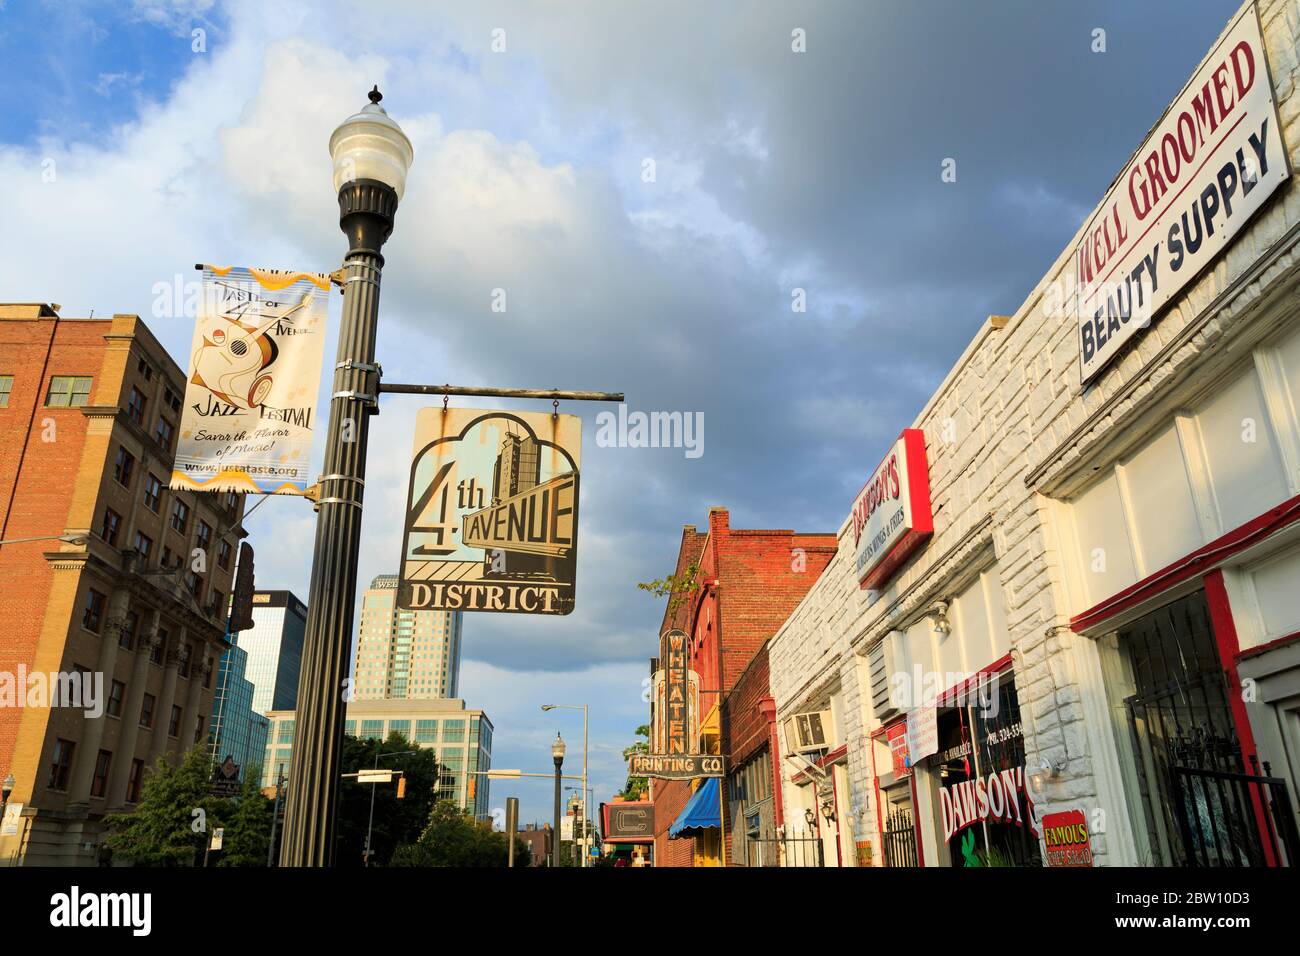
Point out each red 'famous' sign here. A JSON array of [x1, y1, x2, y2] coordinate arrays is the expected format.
[[1041, 809, 1093, 868]]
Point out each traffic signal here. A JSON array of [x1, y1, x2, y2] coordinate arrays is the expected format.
[[467, 776, 477, 799], [396, 776, 407, 799]]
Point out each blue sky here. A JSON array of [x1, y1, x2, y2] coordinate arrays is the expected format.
[[0, 0, 1246, 826]]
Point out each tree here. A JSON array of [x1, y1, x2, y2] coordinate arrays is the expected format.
[[217, 768, 273, 867], [621, 724, 651, 799], [637, 562, 700, 614], [105, 744, 228, 866], [389, 800, 529, 867], [336, 732, 440, 867]]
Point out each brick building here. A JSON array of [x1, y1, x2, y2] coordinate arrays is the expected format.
[[648, 509, 834, 866], [0, 304, 244, 865], [769, 0, 1300, 869]]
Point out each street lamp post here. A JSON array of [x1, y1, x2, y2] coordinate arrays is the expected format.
[[363, 748, 418, 867], [280, 87, 413, 867], [542, 703, 588, 866], [551, 733, 566, 868]]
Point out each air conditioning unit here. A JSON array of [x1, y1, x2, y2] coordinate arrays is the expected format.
[[785, 709, 832, 754]]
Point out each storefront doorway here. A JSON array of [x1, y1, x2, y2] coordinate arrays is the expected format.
[[1114, 590, 1299, 866]]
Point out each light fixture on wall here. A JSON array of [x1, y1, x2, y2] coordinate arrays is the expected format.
[[804, 807, 817, 828], [820, 799, 836, 823], [1029, 755, 1067, 793], [929, 599, 952, 637]]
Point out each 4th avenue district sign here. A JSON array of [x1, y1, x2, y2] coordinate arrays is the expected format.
[[398, 407, 581, 615]]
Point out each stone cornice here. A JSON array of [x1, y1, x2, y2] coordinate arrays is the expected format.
[[852, 512, 996, 654]]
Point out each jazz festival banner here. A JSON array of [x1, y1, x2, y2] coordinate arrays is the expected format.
[[171, 265, 329, 496]]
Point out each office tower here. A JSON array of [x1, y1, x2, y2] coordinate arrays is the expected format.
[[0, 304, 244, 865], [263, 698, 493, 819], [238, 590, 307, 714], [353, 574, 462, 700]]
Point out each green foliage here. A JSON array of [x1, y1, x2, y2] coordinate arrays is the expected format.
[[636, 562, 700, 613], [336, 732, 441, 867], [105, 745, 229, 867], [389, 800, 527, 867], [216, 768, 273, 867], [621, 723, 651, 800]]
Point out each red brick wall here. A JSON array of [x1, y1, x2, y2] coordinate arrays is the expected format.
[[648, 509, 836, 865], [0, 315, 109, 772], [724, 643, 770, 768]]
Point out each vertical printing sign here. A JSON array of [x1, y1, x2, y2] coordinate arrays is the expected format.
[[398, 407, 581, 615], [171, 266, 329, 495]]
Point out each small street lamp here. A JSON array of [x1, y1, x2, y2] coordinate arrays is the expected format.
[[1, 772, 15, 822], [551, 733, 566, 868], [542, 703, 588, 866]]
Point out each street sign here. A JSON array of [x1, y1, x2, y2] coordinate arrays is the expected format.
[[487, 769, 522, 779], [628, 753, 725, 780], [210, 755, 242, 797], [356, 770, 395, 784], [398, 407, 581, 615], [602, 802, 654, 843]]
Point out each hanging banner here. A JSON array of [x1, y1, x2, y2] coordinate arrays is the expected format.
[[171, 265, 329, 495], [398, 407, 581, 614], [1076, 5, 1289, 382]]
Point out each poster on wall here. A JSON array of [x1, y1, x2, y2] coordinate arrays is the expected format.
[[1075, 4, 1290, 382], [850, 428, 933, 591], [171, 265, 329, 496], [398, 407, 581, 615]]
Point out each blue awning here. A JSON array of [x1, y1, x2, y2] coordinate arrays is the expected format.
[[668, 778, 721, 838]]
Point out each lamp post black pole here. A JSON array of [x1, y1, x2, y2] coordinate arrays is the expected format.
[[279, 171, 399, 866], [552, 753, 563, 868]]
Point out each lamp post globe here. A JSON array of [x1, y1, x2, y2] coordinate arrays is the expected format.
[[278, 87, 413, 867]]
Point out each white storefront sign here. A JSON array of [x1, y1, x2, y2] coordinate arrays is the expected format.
[[850, 428, 933, 590], [1076, 5, 1289, 382]]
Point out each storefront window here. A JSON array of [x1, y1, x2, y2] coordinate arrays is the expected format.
[[930, 675, 1041, 867]]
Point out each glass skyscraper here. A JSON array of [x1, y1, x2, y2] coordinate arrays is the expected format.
[[207, 641, 270, 782], [239, 590, 307, 714]]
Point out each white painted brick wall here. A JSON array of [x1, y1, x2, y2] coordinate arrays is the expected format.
[[769, 0, 1300, 867]]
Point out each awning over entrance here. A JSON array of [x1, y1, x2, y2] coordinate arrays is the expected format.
[[668, 778, 721, 838]]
